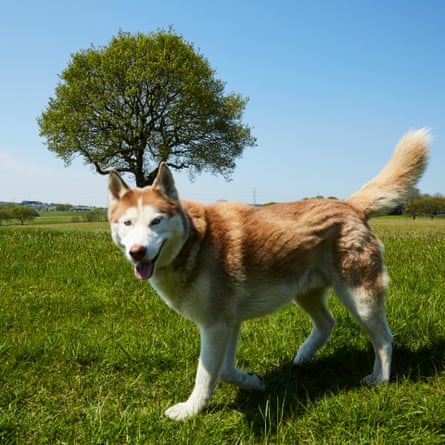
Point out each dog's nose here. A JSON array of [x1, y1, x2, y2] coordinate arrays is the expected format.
[[129, 245, 147, 261]]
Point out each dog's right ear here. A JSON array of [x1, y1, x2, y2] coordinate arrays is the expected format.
[[108, 170, 130, 207]]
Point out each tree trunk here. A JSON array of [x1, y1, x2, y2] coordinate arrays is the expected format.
[[134, 167, 159, 187], [145, 168, 159, 186]]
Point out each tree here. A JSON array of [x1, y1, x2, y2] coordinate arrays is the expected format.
[[405, 187, 422, 219], [56, 204, 73, 211], [38, 30, 256, 186], [0, 208, 11, 225], [404, 190, 445, 218], [9, 206, 39, 225]]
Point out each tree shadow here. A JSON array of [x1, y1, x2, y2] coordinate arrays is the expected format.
[[223, 339, 445, 439]]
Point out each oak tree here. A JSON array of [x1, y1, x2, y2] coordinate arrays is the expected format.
[[38, 30, 256, 186]]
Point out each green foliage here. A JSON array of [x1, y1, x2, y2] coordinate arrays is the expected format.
[[55, 204, 73, 211], [0, 220, 444, 443], [38, 30, 256, 186], [405, 195, 445, 217], [404, 189, 445, 217], [0, 208, 11, 225], [7, 206, 39, 225], [69, 208, 107, 223], [84, 208, 107, 222]]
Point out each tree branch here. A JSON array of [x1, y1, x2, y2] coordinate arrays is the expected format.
[[93, 162, 112, 176]]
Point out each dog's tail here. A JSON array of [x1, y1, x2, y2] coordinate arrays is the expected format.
[[347, 129, 431, 219]]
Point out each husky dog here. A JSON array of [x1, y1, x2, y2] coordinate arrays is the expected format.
[[108, 129, 430, 420]]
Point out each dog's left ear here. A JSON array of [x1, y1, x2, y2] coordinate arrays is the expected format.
[[152, 162, 179, 201]]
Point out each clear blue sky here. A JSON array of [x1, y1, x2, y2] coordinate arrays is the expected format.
[[1, 0, 444, 206]]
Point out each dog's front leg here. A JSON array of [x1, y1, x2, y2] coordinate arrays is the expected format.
[[165, 324, 229, 421]]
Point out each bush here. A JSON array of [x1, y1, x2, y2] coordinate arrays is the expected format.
[[84, 208, 107, 222]]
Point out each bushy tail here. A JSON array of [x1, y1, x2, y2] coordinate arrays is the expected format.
[[347, 129, 431, 219]]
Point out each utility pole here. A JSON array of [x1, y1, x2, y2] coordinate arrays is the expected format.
[[253, 187, 256, 206]]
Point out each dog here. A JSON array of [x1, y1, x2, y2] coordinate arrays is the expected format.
[[108, 129, 430, 420]]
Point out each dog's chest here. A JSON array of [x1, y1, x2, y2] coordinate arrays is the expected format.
[[149, 268, 210, 324]]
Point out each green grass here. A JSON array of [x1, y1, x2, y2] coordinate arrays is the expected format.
[[2, 210, 107, 228], [0, 218, 444, 444]]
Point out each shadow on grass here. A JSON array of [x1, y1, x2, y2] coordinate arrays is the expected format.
[[392, 338, 445, 381], [225, 339, 445, 439]]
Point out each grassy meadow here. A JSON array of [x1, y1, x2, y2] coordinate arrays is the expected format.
[[0, 217, 444, 444]]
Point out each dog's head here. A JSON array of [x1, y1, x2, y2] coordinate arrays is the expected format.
[[108, 163, 187, 280]]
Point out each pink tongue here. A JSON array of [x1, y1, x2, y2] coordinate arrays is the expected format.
[[134, 261, 154, 280]]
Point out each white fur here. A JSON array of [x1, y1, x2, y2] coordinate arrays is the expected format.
[[111, 202, 185, 270]]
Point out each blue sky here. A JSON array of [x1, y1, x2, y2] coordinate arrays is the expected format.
[[1, 0, 444, 206]]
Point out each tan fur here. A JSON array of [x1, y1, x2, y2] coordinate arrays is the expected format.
[[347, 129, 430, 217], [108, 129, 431, 420]]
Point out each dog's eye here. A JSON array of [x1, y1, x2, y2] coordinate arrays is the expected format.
[[150, 216, 163, 226], [123, 220, 132, 226]]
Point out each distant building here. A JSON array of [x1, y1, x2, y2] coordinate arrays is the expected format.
[[69, 205, 94, 212], [20, 201, 45, 210], [17, 201, 94, 212]]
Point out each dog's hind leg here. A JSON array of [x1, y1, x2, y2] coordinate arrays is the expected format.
[[293, 288, 335, 365], [332, 280, 393, 384], [220, 323, 266, 391]]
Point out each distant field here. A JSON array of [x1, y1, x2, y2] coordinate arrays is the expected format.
[[33, 211, 84, 225], [371, 215, 445, 232], [3, 210, 109, 231], [0, 210, 89, 226], [0, 218, 444, 443]]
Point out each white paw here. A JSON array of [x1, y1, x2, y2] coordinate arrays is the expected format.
[[245, 372, 266, 391], [165, 402, 198, 421], [293, 348, 314, 365], [361, 373, 388, 385]]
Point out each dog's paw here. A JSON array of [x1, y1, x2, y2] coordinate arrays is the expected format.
[[293, 348, 314, 365], [245, 372, 266, 391], [165, 402, 197, 421], [361, 373, 389, 385]]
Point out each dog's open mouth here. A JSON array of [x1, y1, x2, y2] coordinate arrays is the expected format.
[[133, 243, 164, 280], [134, 261, 155, 280]]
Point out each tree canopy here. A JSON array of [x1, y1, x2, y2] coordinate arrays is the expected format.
[[38, 30, 256, 186], [405, 190, 445, 218], [8, 206, 39, 225]]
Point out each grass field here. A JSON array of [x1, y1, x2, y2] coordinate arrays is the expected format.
[[0, 217, 444, 444], [1, 210, 107, 229]]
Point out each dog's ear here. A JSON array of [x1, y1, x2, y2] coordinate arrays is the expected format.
[[108, 170, 130, 207], [152, 162, 179, 201]]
